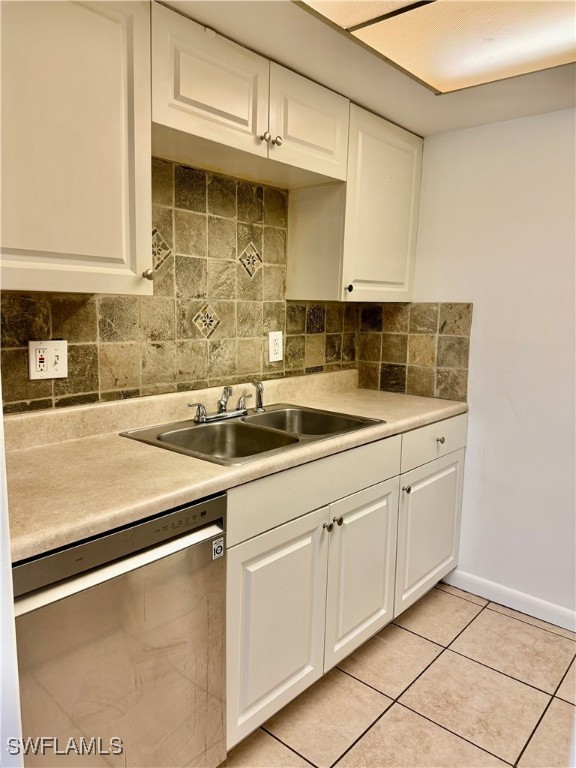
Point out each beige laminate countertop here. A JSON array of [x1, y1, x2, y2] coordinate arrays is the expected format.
[[4, 371, 467, 562]]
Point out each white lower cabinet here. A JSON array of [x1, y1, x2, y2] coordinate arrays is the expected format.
[[394, 449, 465, 616], [324, 479, 399, 670], [227, 506, 328, 749], [226, 416, 467, 750], [227, 477, 399, 748], [394, 414, 467, 616]]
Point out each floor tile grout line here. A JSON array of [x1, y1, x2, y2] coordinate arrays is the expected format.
[[551, 650, 576, 697], [328, 698, 396, 768], [396, 701, 515, 766], [337, 655, 514, 764], [446, 602, 490, 648], [485, 604, 576, 641], [340, 606, 573, 767], [390, 620, 446, 644], [446, 648, 561, 697], [435, 582, 490, 608], [252, 594, 571, 768], [260, 726, 319, 768], [514, 649, 576, 766], [512, 695, 557, 766]]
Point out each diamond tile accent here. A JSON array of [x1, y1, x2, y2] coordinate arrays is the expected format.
[[239, 242, 263, 278], [193, 303, 221, 338], [151, 227, 172, 270]]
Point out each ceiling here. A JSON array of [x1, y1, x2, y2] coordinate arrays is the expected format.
[[164, 0, 576, 136], [301, 0, 576, 94]]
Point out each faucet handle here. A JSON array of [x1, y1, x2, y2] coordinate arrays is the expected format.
[[236, 394, 253, 410], [188, 402, 207, 423]]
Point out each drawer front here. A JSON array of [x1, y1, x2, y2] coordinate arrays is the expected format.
[[228, 436, 401, 547], [401, 414, 467, 473]]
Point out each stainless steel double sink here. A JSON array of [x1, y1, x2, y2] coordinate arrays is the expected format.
[[121, 404, 383, 466]]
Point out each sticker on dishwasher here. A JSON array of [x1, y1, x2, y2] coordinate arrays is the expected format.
[[212, 537, 224, 560]]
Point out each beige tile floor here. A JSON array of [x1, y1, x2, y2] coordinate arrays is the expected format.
[[225, 584, 576, 768]]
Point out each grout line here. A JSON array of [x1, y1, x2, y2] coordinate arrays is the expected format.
[[514, 650, 576, 767], [485, 604, 576, 641], [446, 602, 490, 646], [396, 702, 515, 766], [389, 620, 451, 645], [446, 648, 558, 697], [328, 698, 395, 768], [434, 582, 490, 607], [260, 727, 318, 768]]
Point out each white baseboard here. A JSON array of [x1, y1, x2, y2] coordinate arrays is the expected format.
[[443, 569, 576, 632]]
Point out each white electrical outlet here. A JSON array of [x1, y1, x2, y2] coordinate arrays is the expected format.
[[268, 331, 283, 363], [28, 340, 68, 380]]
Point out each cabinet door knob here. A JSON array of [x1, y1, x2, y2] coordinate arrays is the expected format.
[[271, 135, 283, 146], [345, 284, 354, 293], [260, 131, 271, 143], [402, 485, 412, 494], [323, 521, 334, 533], [333, 516, 344, 526], [142, 268, 154, 280], [436, 436, 446, 444]]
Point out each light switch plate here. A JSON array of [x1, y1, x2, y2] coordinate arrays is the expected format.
[[28, 340, 68, 380]]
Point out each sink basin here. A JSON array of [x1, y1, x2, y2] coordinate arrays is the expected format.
[[158, 421, 299, 461], [121, 404, 383, 466], [243, 406, 373, 436], [122, 418, 300, 465]]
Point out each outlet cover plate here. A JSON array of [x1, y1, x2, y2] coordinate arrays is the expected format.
[[28, 340, 68, 380], [268, 331, 283, 362]]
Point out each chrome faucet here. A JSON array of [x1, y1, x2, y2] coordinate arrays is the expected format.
[[252, 379, 265, 413], [217, 386, 233, 413], [188, 387, 252, 424]]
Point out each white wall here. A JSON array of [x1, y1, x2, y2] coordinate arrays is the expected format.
[[414, 108, 576, 628]]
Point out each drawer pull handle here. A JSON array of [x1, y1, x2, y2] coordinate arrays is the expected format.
[[333, 516, 344, 526], [323, 521, 334, 533], [402, 486, 412, 494], [437, 436, 446, 444], [271, 135, 283, 146], [260, 131, 272, 143], [142, 268, 154, 280]]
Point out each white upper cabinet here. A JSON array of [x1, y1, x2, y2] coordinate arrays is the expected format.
[[152, 3, 349, 181], [152, 2, 269, 157], [0, 1, 153, 295], [287, 105, 423, 302], [342, 105, 422, 301], [268, 64, 349, 180]]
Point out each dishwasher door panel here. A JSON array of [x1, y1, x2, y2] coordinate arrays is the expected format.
[[15, 537, 225, 768]]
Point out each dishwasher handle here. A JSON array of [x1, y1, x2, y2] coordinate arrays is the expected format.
[[14, 523, 224, 618]]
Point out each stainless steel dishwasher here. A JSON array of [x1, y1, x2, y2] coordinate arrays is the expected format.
[[12, 494, 226, 768]]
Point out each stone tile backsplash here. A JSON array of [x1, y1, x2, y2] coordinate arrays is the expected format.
[[0, 159, 472, 413], [356, 302, 472, 401]]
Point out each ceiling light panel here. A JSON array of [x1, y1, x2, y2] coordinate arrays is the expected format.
[[303, 0, 418, 29], [351, 0, 576, 92]]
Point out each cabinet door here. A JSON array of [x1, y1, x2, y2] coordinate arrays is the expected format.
[[395, 449, 465, 616], [227, 506, 328, 749], [324, 479, 399, 670], [152, 3, 269, 158], [342, 105, 422, 302], [269, 64, 349, 180], [0, 1, 152, 295]]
